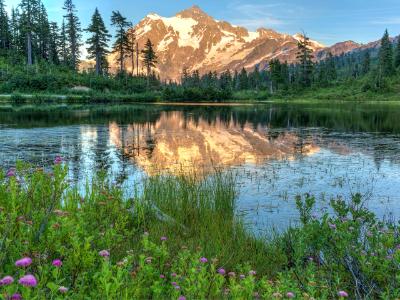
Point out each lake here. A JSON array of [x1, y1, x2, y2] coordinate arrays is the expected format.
[[1, 102, 400, 233]]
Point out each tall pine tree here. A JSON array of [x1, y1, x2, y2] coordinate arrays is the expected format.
[[111, 11, 132, 74], [378, 29, 394, 77], [361, 50, 371, 75], [0, 0, 10, 51], [394, 38, 400, 69], [86, 8, 110, 75], [296, 33, 314, 88], [141, 38, 157, 86], [63, 0, 82, 70]]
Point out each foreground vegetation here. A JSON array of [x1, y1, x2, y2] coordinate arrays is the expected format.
[[0, 161, 399, 299]]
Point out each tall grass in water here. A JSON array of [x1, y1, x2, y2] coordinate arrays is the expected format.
[[137, 171, 279, 274]]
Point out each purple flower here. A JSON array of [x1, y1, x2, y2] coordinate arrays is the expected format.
[[160, 274, 165, 279], [338, 291, 349, 297], [239, 274, 245, 279], [11, 294, 22, 300], [52, 259, 62, 267], [286, 292, 295, 298], [171, 282, 178, 286], [160, 236, 167, 241], [178, 296, 186, 300], [249, 270, 257, 276], [0, 275, 14, 285], [59, 286, 68, 293], [395, 244, 400, 250], [99, 250, 110, 257], [54, 156, 63, 165], [171, 272, 177, 277], [328, 223, 337, 230], [15, 257, 32, 267], [217, 268, 226, 275], [199, 257, 208, 263], [6, 168, 16, 177], [19, 274, 37, 287], [175, 285, 181, 290]]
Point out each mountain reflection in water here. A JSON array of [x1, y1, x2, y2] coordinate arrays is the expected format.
[[109, 112, 320, 175]]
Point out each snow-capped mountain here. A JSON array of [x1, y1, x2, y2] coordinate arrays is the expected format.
[[110, 6, 359, 81]]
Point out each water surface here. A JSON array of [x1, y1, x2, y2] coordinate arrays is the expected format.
[[1, 102, 400, 232]]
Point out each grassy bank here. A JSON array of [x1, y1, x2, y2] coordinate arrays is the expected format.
[[0, 162, 400, 299]]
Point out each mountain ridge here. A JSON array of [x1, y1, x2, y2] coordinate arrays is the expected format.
[[106, 6, 374, 81]]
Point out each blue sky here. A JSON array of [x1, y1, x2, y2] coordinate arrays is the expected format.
[[4, 0, 400, 46]]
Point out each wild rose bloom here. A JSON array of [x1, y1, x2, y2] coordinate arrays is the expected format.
[[11, 294, 22, 300], [338, 291, 349, 297], [6, 168, 16, 177], [15, 257, 32, 267], [99, 250, 110, 257], [199, 257, 208, 263], [54, 156, 63, 165], [160, 236, 167, 241], [52, 259, 62, 267], [19, 274, 37, 287], [217, 268, 226, 275], [0, 275, 14, 285], [59, 286, 68, 293], [286, 292, 295, 298], [178, 296, 186, 300]]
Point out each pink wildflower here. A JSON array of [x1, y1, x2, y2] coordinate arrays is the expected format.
[[217, 268, 226, 275], [54, 156, 63, 165], [178, 296, 186, 300], [99, 250, 110, 257], [19, 274, 37, 287], [6, 168, 16, 177], [0, 275, 14, 285], [286, 292, 295, 298], [338, 290, 349, 297], [15, 257, 32, 267], [11, 294, 22, 300], [199, 257, 208, 263], [160, 236, 167, 241], [59, 286, 68, 293], [52, 259, 62, 267]]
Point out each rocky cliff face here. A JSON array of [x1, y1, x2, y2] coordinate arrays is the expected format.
[[108, 5, 365, 81]]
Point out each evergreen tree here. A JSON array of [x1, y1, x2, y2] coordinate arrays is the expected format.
[[126, 29, 136, 76], [48, 21, 60, 64], [361, 50, 371, 75], [395, 38, 400, 69], [296, 34, 314, 87], [9, 8, 20, 53], [111, 10, 132, 73], [18, 0, 39, 65], [378, 29, 394, 77], [37, 3, 50, 60], [86, 8, 110, 75], [0, 0, 10, 50], [238, 68, 249, 90], [59, 20, 68, 65], [63, 0, 82, 70], [325, 52, 337, 81], [141, 39, 157, 86]]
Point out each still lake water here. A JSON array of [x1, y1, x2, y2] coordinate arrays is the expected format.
[[1, 102, 400, 232]]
